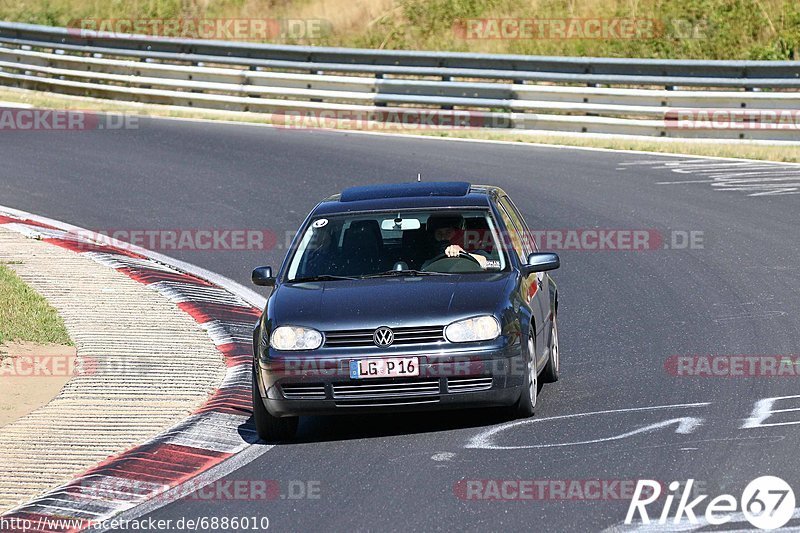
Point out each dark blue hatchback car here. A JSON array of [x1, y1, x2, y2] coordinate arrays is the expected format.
[[251, 182, 560, 440]]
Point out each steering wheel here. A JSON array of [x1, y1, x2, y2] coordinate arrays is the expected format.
[[421, 251, 483, 273]]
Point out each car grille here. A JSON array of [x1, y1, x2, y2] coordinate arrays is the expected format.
[[280, 376, 492, 405], [323, 326, 445, 348], [447, 376, 493, 393], [332, 379, 440, 398], [280, 383, 326, 399], [335, 396, 440, 407], [332, 378, 441, 406]]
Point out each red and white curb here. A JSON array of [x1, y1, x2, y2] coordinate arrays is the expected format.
[[0, 207, 271, 532]]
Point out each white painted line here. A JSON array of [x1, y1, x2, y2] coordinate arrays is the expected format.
[[466, 403, 711, 450], [656, 180, 714, 185], [431, 452, 456, 462], [676, 166, 786, 174], [84, 252, 183, 273], [0, 101, 33, 109], [622, 158, 800, 196], [159, 412, 254, 452], [201, 320, 256, 345], [150, 281, 251, 306]]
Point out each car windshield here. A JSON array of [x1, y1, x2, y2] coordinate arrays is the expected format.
[[285, 209, 507, 280]]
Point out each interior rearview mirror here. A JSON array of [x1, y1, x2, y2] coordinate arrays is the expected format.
[[381, 218, 422, 231]]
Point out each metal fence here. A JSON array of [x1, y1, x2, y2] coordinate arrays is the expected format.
[[1, 21, 799, 140]]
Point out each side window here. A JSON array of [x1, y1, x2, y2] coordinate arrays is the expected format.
[[495, 201, 525, 262], [498, 197, 533, 258], [503, 196, 538, 252]]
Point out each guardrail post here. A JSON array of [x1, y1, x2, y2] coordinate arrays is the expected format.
[[374, 72, 387, 106]]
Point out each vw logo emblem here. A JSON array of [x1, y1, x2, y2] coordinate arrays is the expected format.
[[373, 327, 394, 347]]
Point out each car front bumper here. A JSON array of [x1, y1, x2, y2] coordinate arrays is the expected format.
[[255, 342, 526, 417]]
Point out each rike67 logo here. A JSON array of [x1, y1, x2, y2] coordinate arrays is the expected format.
[[626, 476, 796, 530]]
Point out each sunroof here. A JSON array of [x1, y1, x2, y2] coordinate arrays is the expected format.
[[340, 182, 471, 202]]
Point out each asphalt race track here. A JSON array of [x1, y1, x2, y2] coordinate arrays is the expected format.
[[1, 118, 799, 531]]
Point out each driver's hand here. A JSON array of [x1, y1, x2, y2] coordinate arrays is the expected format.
[[446, 245, 488, 269], [445, 245, 464, 257], [472, 254, 488, 269]]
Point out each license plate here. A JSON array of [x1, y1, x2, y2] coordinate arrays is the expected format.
[[349, 357, 419, 379]]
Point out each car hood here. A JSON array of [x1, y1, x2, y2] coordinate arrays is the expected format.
[[268, 273, 514, 331]]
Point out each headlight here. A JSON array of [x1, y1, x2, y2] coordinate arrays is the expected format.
[[445, 316, 501, 343], [269, 326, 323, 351]]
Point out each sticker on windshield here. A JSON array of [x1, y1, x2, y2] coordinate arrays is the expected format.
[[312, 218, 328, 228], [486, 260, 502, 270]]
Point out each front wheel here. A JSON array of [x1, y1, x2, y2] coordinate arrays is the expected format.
[[513, 329, 538, 418], [541, 314, 560, 383], [252, 368, 298, 442]]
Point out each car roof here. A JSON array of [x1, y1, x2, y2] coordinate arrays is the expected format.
[[312, 182, 506, 216]]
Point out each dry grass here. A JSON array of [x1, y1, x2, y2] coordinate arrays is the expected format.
[[1, 0, 798, 59], [288, 0, 396, 43]]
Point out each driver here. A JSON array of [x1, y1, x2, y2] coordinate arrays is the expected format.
[[302, 225, 335, 276], [425, 215, 488, 269]]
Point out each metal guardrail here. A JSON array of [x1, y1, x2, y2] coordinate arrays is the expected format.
[[0, 21, 799, 140]]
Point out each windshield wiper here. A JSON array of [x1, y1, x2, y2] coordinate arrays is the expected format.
[[363, 269, 454, 278], [289, 274, 359, 282]]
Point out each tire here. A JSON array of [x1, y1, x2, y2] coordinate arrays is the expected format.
[[514, 328, 538, 418], [541, 314, 560, 383], [252, 368, 298, 442]]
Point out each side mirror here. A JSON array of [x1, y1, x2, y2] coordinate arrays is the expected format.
[[522, 253, 560, 274], [252, 266, 275, 287]]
